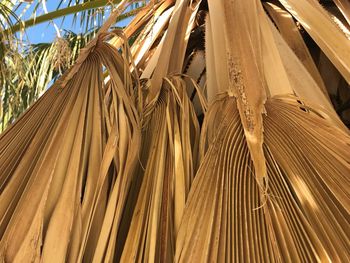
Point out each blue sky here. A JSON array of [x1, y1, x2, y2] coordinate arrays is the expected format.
[[16, 1, 77, 43], [15, 1, 132, 44]]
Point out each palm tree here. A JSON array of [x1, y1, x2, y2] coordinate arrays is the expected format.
[[0, 0, 144, 131], [0, 0, 349, 262]]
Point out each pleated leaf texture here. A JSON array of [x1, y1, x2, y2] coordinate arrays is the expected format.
[[0, 0, 350, 262]]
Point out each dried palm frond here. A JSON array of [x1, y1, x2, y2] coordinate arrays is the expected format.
[[0, 2, 142, 262], [277, 0, 350, 84], [175, 0, 350, 261], [119, 76, 202, 262], [176, 95, 350, 262], [264, 2, 328, 97], [0, 35, 142, 262], [0, 0, 349, 262], [119, 1, 204, 261]]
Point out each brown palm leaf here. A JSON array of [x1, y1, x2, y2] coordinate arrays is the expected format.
[[0, 0, 349, 262]]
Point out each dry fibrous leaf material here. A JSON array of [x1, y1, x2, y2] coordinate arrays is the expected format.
[[119, 76, 201, 262], [333, 0, 350, 26], [263, 2, 328, 97], [277, 0, 350, 85], [0, 0, 350, 262], [0, 34, 141, 262], [182, 0, 349, 260], [175, 95, 350, 262], [119, 0, 203, 260]]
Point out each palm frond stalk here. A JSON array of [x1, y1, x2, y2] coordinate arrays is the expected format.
[[0, 0, 349, 262]]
